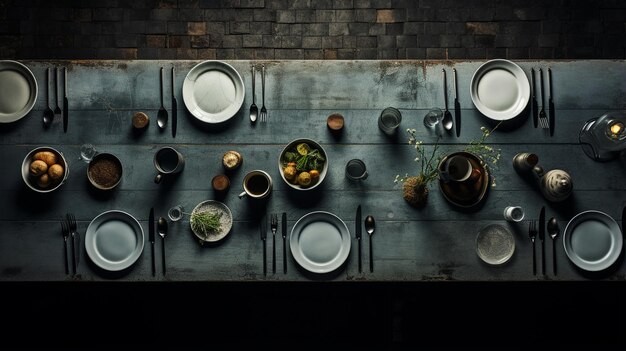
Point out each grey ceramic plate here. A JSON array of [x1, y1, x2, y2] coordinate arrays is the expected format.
[[475, 224, 515, 265], [290, 211, 351, 274], [0, 60, 38, 123], [182, 60, 245, 124], [563, 210, 623, 272], [190, 200, 233, 243], [470, 59, 529, 121], [85, 210, 144, 271]]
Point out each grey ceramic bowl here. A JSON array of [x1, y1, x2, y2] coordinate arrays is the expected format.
[[278, 138, 329, 191], [21, 146, 69, 193]]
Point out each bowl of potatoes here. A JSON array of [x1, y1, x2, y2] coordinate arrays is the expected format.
[[21, 146, 69, 193]]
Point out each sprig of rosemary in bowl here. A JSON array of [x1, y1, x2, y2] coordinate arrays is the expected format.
[[190, 210, 223, 238]]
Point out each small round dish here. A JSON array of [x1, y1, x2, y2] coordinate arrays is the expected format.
[[476, 224, 515, 265], [87, 152, 123, 190], [0, 60, 38, 123], [21, 146, 69, 193], [278, 138, 329, 191], [190, 200, 233, 243]]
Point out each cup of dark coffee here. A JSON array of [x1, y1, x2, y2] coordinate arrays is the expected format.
[[154, 147, 184, 184], [238, 170, 272, 199], [439, 155, 480, 183]]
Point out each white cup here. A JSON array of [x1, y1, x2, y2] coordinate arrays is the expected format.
[[503, 206, 524, 222]]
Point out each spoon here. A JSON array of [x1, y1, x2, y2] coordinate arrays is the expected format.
[[442, 69, 453, 131], [249, 65, 258, 123], [157, 67, 168, 130], [547, 217, 559, 276], [158, 216, 168, 275], [364, 215, 375, 273], [42, 68, 54, 127]]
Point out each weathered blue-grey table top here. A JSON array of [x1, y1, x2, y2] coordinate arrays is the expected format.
[[0, 60, 624, 282]]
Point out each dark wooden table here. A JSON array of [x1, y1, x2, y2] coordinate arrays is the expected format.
[[1, 60, 625, 282]]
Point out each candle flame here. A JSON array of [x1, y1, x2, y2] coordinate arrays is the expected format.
[[610, 122, 624, 135]]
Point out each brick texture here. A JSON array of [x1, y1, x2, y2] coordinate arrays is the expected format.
[[0, 0, 624, 59]]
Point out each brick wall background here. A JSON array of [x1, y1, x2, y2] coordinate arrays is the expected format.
[[0, 0, 625, 60]]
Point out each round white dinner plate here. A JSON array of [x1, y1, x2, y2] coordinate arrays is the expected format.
[[85, 210, 145, 271], [0, 60, 38, 123], [290, 211, 351, 274], [563, 210, 623, 272], [470, 59, 530, 121], [182, 60, 245, 124]]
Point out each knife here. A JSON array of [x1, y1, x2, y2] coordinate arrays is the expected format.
[[63, 67, 68, 133], [282, 212, 287, 274], [171, 67, 177, 138], [531, 68, 538, 128], [539, 206, 545, 275], [149, 207, 155, 277], [260, 214, 267, 276], [356, 205, 362, 273], [453, 68, 461, 138], [548, 68, 555, 137]]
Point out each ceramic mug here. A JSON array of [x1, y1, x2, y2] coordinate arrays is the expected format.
[[238, 170, 272, 199], [154, 147, 185, 184], [439, 155, 474, 183]]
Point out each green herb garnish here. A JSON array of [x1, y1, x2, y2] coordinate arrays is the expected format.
[[191, 210, 223, 237]]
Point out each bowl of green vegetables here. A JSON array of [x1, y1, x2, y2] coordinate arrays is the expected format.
[[190, 200, 233, 244], [278, 138, 328, 191]]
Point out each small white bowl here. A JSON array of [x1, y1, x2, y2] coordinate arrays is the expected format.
[[21, 146, 69, 193], [278, 138, 329, 191]]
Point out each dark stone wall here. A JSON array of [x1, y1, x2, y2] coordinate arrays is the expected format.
[[1, 0, 624, 60]]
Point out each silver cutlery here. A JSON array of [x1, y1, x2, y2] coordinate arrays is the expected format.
[[539, 68, 548, 129], [67, 213, 79, 275], [60, 218, 69, 275], [442, 69, 453, 132], [547, 217, 559, 276], [365, 215, 375, 273], [539, 206, 546, 275], [528, 220, 537, 275], [282, 212, 287, 274], [260, 64, 267, 123], [261, 214, 267, 276], [157, 67, 168, 130], [149, 208, 155, 277], [356, 205, 362, 273], [171, 67, 177, 138], [63, 67, 68, 133], [42, 68, 54, 128], [271, 213, 278, 274], [53, 67, 61, 118], [158, 216, 168, 275], [249, 65, 258, 123]]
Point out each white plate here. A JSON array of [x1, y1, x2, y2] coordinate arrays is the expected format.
[[0, 60, 38, 123], [85, 210, 145, 271], [563, 210, 623, 272], [182, 60, 245, 124], [190, 200, 233, 243], [470, 59, 530, 121], [290, 211, 351, 274]]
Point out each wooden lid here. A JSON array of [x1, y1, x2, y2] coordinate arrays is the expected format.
[[132, 112, 149, 129]]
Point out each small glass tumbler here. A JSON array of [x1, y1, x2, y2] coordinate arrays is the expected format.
[[80, 144, 97, 163], [168, 205, 184, 222], [345, 159, 368, 181], [424, 108, 444, 137], [503, 206, 524, 222], [378, 107, 402, 134]]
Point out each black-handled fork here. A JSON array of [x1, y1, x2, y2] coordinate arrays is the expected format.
[[271, 214, 278, 274], [528, 221, 537, 276]]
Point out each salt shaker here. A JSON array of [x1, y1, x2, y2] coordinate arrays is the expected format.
[[540, 169, 573, 202]]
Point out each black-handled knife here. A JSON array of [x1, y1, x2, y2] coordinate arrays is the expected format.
[[260, 215, 267, 276], [149, 207, 155, 277], [539, 206, 545, 275], [356, 205, 362, 273], [531, 68, 538, 128], [453, 68, 461, 138], [63, 67, 68, 133], [548, 68, 555, 137], [171, 67, 177, 138], [282, 212, 287, 274]]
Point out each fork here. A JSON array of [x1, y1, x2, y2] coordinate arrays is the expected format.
[[60, 219, 70, 275], [260, 64, 267, 123], [538, 68, 549, 129], [67, 213, 79, 275], [271, 214, 278, 274], [528, 220, 537, 276]]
